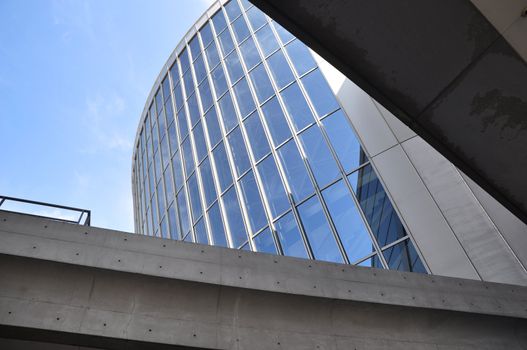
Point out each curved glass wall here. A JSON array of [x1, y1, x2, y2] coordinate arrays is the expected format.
[[132, 0, 427, 273]]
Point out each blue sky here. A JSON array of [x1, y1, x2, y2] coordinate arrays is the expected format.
[[0, 0, 214, 231]]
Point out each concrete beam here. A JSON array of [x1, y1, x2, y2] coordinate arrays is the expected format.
[[249, 0, 527, 225], [1, 212, 527, 349]]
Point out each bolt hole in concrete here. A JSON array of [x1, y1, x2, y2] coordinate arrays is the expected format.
[[148, 329, 152, 332], [44, 225, 47, 228], [200, 271, 203, 274], [84, 232, 88, 235], [8, 312, 11, 314], [32, 246, 36, 249], [162, 244, 166, 247], [56, 317, 60, 321], [103, 323, 106, 327], [522, 7, 527, 17], [3, 218, 6, 222]]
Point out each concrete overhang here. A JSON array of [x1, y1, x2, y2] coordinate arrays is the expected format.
[[249, 0, 527, 225], [1, 211, 527, 349]]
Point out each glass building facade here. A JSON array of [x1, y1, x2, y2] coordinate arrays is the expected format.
[[132, 0, 426, 273]]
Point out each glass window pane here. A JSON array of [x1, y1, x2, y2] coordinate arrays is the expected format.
[[246, 6, 267, 31], [205, 42, 220, 69], [357, 255, 383, 268], [182, 137, 195, 177], [272, 21, 294, 44], [239, 171, 268, 233], [170, 62, 180, 86], [164, 169, 174, 203], [255, 24, 279, 57], [165, 99, 174, 126], [348, 164, 407, 247], [179, 48, 190, 73], [204, 107, 222, 148], [213, 142, 233, 192], [177, 190, 191, 235], [249, 63, 274, 103], [199, 157, 217, 207], [301, 69, 339, 117], [286, 39, 317, 76], [267, 50, 295, 90], [299, 125, 340, 187], [189, 35, 201, 61], [188, 173, 203, 223], [244, 112, 270, 161], [168, 202, 180, 240], [323, 110, 366, 173], [172, 151, 184, 190], [152, 123, 160, 153], [239, 37, 261, 71], [162, 77, 171, 102], [224, 0, 242, 21], [211, 9, 227, 34], [157, 181, 166, 215], [211, 65, 228, 97], [232, 15, 250, 43], [239, 0, 252, 11], [383, 239, 427, 273], [253, 228, 276, 254], [183, 70, 194, 96], [218, 92, 238, 133], [174, 82, 184, 111], [177, 108, 189, 139], [193, 121, 207, 163], [277, 140, 314, 202], [260, 96, 291, 146], [200, 22, 214, 48], [297, 195, 343, 263], [195, 218, 209, 244], [183, 232, 193, 242], [223, 187, 248, 248], [218, 29, 235, 57], [160, 215, 169, 239], [198, 79, 214, 112], [275, 212, 308, 258], [257, 155, 289, 218], [225, 50, 244, 83], [187, 92, 200, 127], [227, 127, 251, 177], [233, 77, 256, 118], [208, 203, 228, 247], [154, 150, 162, 183], [193, 54, 207, 84], [280, 82, 314, 131], [322, 180, 373, 263]]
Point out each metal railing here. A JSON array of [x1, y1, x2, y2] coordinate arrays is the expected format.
[[0, 195, 91, 226]]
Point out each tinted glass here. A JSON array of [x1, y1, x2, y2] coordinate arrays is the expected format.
[[253, 228, 276, 254], [213, 142, 233, 192], [205, 42, 221, 69], [322, 180, 373, 263], [182, 137, 195, 177], [244, 112, 270, 161], [280, 82, 314, 131], [277, 140, 314, 202], [165, 99, 174, 126], [225, 50, 244, 83], [177, 108, 189, 139], [211, 9, 227, 33], [239, 171, 268, 233], [198, 79, 214, 112], [183, 70, 194, 96], [232, 15, 250, 43], [224, 0, 242, 21], [383, 239, 426, 273], [204, 108, 222, 148], [211, 65, 228, 97], [174, 82, 184, 111], [227, 127, 251, 177], [193, 121, 207, 163], [160, 216, 169, 238], [297, 196, 343, 263], [233, 78, 255, 118], [160, 136, 170, 169], [177, 190, 191, 235], [189, 35, 201, 60], [162, 77, 171, 102], [323, 110, 365, 173], [260, 97, 291, 146], [272, 21, 294, 44], [239, 0, 252, 10], [286, 40, 317, 76], [195, 218, 209, 244], [218, 29, 235, 57], [257, 156, 289, 218], [164, 169, 174, 203], [246, 6, 267, 31], [179, 48, 190, 73], [168, 202, 180, 239], [199, 157, 217, 207], [199, 22, 214, 48], [275, 212, 308, 258], [193, 54, 207, 84], [187, 92, 200, 126], [239, 37, 261, 70], [172, 151, 184, 190], [208, 203, 228, 247], [249, 63, 274, 103], [255, 24, 279, 57], [302, 69, 339, 117], [170, 62, 180, 85], [349, 164, 407, 247], [188, 173, 203, 223], [267, 50, 295, 90], [218, 92, 238, 133], [299, 125, 340, 187], [223, 187, 247, 248]]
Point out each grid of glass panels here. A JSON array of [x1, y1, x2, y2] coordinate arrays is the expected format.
[[131, 0, 427, 273]]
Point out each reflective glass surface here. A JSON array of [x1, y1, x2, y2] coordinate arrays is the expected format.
[[383, 239, 426, 273], [257, 156, 289, 218], [239, 171, 267, 233], [227, 127, 251, 177], [260, 97, 291, 146], [233, 78, 255, 117], [277, 140, 314, 202], [199, 157, 217, 207], [244, 112, 270, 161], [218, 92, 238, 133], [285, 39, 316, 76], [239, 37, 261, 71], [253, 228, 276, 254], [301, 69, 339, 117], [246, 6, 267, 31], [280, 82, 314, 131], [208, 203, 228, 247], [299, 125, 340, 187], [223, 187, 247, 247], [255, 24, 279, 57], [267, 50, 295, 90], [213, 142, 233, 192], [275, 212, 308, 258], [249, 63, 274, 103]]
